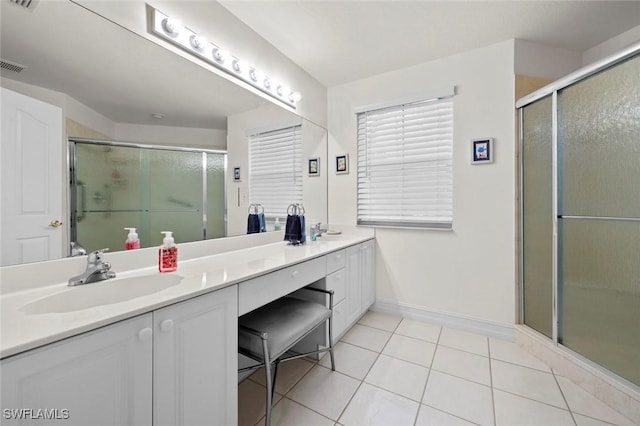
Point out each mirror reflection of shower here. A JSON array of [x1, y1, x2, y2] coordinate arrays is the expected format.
[[69, 138, 226, 254]]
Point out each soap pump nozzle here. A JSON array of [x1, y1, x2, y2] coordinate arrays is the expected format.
[[124, 227, 138, 240], [124, 227, 140, 250], [161, 231, 175, 248]]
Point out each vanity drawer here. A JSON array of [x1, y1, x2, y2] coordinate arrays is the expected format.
[[238, 257, 326, 316], [326, 249, 346, 274], [326, 269, 346, 304]]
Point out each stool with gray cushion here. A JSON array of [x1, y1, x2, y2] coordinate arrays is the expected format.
[[238, 288, 335, 426]]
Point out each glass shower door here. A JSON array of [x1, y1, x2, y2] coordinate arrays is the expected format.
[[146, 149, 203, 247], [74, 143, 144, 253], [521, 96, 554, 338], [72, 141, 226, 253], [558, 54, 640, 385]]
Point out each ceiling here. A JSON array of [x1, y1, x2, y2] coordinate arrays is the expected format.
[[2, 1, 638, 129], [219, 1, 640, 87]]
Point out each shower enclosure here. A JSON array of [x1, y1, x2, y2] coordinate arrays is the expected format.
[[518, 45, 639, 388], [69, 138, 226, 254]]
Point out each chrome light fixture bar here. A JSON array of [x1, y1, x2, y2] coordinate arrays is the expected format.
[[149, 7, 301, 108]]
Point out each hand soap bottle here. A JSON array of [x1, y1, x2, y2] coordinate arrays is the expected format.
[[159, 231, 178, 272], [274, 217, 281, 231], [124, 227, 140, 250]]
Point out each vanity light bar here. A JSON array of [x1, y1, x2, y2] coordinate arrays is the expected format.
[[149, 7, 301, 108]]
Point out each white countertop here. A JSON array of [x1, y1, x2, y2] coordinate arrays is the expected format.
[[1, 233, 373, 359]]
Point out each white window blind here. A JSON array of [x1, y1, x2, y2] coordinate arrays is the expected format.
[[357, 97, 453, 229], [249, 125, 303, 218]]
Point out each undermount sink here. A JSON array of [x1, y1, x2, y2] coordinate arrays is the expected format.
[[21, 274, 183, 315]]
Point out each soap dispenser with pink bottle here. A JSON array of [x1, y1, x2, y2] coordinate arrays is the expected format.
[[158, 231, 178, 272], [124, 227, 140, 250]]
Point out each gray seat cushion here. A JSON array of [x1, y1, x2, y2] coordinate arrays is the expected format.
[[238, 296, 331, 361]]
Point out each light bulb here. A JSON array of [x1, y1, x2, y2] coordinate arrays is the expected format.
[[232, 59, 242, 73], [249, 68, 260, 82], [289, 91, 302, 103], [190, 34, 208, 51], [212, 47, 226, 63], [276, 85, 284, 97], [263, 77, 271, 90], [162, 17, 182, 36]]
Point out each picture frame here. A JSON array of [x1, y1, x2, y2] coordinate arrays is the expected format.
[[308, 158, 320, 176], [336, 154, 349, 174], [471, 138, 494, 164], [233, 167, 241, 181]]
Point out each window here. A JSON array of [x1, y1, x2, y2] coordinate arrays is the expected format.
[[249, 125, 303, 218], [357, 96, 453, 229]]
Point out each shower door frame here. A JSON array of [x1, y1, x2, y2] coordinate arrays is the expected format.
[[68, 137, 227, 252], [517, 41, 640, 391]]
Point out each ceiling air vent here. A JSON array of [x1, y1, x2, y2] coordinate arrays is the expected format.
[[9, 0, 39, 10], [0, 59, 27, 74]]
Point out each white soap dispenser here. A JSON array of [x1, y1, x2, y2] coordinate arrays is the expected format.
[[124, 227, 140, 250], [158, 231, 177, 272]]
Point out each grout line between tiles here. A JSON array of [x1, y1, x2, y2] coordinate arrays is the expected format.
[[331, 316, 400, 424], [420, 403, 483, 426], [414, 323, 443, 426], [274, 396, 339, 426], [551, 368, 578, 426], [488, 336, 497, 426], [495, 387, 577, 414]]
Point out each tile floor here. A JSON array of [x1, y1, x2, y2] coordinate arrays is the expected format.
[[238, 311, 635, 426]]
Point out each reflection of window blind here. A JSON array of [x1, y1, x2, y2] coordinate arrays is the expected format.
[[357, 97, 453, 229], [249, 125, 303, 218]]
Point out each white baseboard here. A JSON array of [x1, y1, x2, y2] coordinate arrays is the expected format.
[[371, 299, 514, 341]]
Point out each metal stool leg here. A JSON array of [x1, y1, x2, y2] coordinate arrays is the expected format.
[[261, 337, 273, 426], [271, 360, 280, 401]]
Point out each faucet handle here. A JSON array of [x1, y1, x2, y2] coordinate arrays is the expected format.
[[88, 248, 110, 264]]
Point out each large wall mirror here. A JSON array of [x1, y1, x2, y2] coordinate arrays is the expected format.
[[0, 0, 327, 266]]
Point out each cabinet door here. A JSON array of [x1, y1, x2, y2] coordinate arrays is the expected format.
[[154, 286, 237, 426], [345, 245, 362, 326], [1, 314, 152, 426], [332, 299, 348, 343], [361, 240, 376, 309]]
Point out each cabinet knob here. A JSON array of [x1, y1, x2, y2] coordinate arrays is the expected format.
[[160, 319, 174, 332], [291, 270, 299, 278], [138, 328, 153, 341]]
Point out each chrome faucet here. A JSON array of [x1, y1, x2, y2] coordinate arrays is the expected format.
[[311, 222, 325, 239], [68, 248, 116, 286]]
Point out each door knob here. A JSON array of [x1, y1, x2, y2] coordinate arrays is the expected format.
[[160, 319, 174, 332], [137, 328, 153, 342], [49, 219, 63, 228]]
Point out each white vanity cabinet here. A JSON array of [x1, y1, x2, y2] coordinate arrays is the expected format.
[[320, 240, 376, 343], [360, 240, 376, 309], [0, 286, 237, 426], [0, 314, 153, 426], [345, 245, 363, 326], [153, 285, 237, 426], [346, 240, 376, 330]]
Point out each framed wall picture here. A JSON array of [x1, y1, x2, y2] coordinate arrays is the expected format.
[[233, 167, 241, 181], [336, 154, 349, 174], [308, 158, 320, 176], [471, 138, 494, 164]]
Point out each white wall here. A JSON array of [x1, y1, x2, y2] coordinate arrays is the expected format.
[[328, 40, 517, 326], [115, 123, 226, 149], [582, 24, 640, 65], [514, 39, 582, 80]]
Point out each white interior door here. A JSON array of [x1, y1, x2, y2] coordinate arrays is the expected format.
[[1, 87, 63, 266]]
